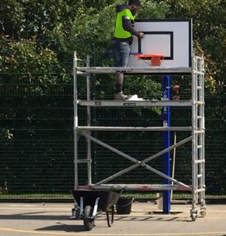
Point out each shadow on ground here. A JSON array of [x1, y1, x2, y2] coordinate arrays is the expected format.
[[36, 223, 85, 233], [0, 212, 69, 221], [0, 212, 192, 222]]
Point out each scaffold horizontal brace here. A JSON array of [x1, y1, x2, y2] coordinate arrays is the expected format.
[[195, 188, 205, 193], [78, 100, 193, 107], [77, 184, 191, 191], [78, 126, 192, 132], [76, 159, 92, 164], [77, 66, 192, 74]]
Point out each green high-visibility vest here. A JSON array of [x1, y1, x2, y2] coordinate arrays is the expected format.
[[114, 9, 135, 38]]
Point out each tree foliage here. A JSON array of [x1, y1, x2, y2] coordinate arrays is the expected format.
[[153, 0, 226, 95], [0, 0, 226, 194]]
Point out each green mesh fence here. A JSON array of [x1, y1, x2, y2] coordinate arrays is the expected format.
[[0, 51, 226, 201]]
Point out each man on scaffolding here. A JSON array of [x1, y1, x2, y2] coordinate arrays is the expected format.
[[112, 0, 144, 100]]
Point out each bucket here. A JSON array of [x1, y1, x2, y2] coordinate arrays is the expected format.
[[116, 197, 134, 214]]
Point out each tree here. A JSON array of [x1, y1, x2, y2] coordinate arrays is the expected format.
[[153, 0, 226, 95]]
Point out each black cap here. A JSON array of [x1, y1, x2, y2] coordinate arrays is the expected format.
[[128, 0, 141, 7]]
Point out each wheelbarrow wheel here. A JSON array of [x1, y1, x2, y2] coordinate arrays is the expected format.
[[83, 205, 94, 231]]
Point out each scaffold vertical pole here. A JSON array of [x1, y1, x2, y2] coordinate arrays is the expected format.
[[86, 55, 92, 185], [162, 75, 171, 214], [73, 51, 78, 189]]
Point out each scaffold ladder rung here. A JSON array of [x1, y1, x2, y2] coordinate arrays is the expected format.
[[195, 160, 205, 164], [77, 159, 91, 164], [194, 130, 205, 134], [196, 101, 204, 105], [195, 188, 205, 193]]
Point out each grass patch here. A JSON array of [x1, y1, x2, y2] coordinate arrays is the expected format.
[[1, 192, 226, 201]]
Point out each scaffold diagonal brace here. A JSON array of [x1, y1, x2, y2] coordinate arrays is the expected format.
[[81, 132, 191, 189]]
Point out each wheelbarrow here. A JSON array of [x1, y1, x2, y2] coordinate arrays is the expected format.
[[72, 190, 120, 231]]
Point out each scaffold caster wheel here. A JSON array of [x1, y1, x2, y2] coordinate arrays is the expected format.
[[190, 210, 198, 221], [200, 209, 206, 217]]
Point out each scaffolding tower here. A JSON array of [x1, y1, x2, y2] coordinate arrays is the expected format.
[[73, 52, 206, 221]]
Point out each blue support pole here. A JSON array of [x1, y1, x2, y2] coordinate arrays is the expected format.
[[162, 75, 171, 214]]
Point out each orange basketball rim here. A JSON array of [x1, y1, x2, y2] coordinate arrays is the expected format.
[[134, 54, 164, 66]]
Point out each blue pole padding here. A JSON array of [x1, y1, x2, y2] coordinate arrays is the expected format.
[[162, 75, 171, 214]]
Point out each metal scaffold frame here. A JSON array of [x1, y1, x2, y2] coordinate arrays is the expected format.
[[73, 52, 206, 221]]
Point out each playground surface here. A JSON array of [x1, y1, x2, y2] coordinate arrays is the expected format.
[[0, 202, 226, 236]]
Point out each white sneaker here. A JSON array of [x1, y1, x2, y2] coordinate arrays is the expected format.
[[114, 92, 128, 100]]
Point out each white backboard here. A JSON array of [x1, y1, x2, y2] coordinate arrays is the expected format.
[[129, 19, 192, 68]]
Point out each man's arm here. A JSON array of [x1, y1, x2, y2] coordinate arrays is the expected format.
[[122, 16, 140, 37]]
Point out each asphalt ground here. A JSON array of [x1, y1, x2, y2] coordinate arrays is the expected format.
[[0, 202, 226, 236]]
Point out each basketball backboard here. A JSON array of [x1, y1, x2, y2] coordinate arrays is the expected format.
[[129, 19, 192, 69]]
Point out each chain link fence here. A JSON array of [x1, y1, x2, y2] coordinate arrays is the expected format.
[[0, 50, 226, 201]]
